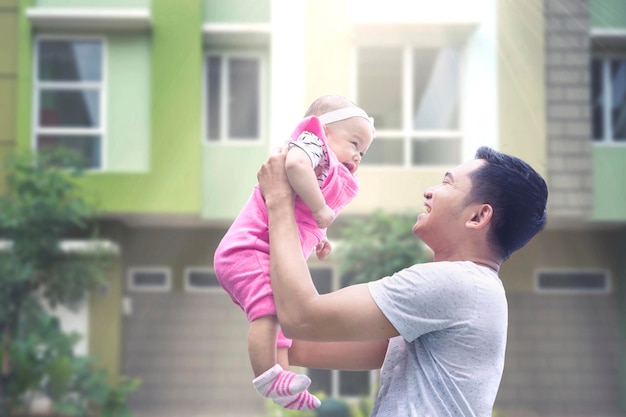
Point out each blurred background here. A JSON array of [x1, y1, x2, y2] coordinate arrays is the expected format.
[[1, 0, 625, 416]]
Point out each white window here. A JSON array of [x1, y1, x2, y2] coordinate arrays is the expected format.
[[535, 269, 611, 294], [205, 52, 264, 143], [592, 55, 626, 143], [33, 37, 105, 169], [357, 45, 462, 167], [306, 267, 376, 398]]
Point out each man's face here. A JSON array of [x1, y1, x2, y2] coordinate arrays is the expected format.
[[412, 159, 487, 247]]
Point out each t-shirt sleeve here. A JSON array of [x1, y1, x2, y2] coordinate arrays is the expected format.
[[367, 263, 476, 342], [288, 131, 325, 168]]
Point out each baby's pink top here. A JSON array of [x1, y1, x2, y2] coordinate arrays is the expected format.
[[213, 116, 359, 325]]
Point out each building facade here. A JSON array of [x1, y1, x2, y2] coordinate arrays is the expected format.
[[1, 0, 626, 416]]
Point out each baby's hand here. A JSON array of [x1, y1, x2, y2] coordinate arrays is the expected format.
[[316, 238, 332, 260], [313, 205, 335, 229]]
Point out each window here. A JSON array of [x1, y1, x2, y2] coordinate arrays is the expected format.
[[205, 52, 264, 142], [535, 269, 611, 294], [34, 38, 105, 169], [184, 268, 221, 293], [127, 267, 171, 292], [357, 46, 462, 167], [306, 267, 375, 398], [592, 56, 626, 143]]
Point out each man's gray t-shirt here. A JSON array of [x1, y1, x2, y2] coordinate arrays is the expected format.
[[367, 261, 507, 417]]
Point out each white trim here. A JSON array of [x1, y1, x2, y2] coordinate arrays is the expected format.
[[183, 267, 222, 293], [0, 239, 119, 254], [591, 28, 626, 40], [534, 269, 612, 295], [26, 8, 151, 32], [202, 23, 271, 46], [127, 267, 172, 293]]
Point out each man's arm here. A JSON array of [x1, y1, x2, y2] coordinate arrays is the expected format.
[[257, 150, 399, 342], [289, 339, 389, 371]]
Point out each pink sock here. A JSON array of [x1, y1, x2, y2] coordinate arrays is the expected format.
[[252, 364, 321, 410]]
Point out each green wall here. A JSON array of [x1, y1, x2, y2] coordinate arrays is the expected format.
[[593, 147, 626, 221], [0, 0, 18, 172], [107, 34, 151, 173], [590, 0, 626, 27], [203, 0, 270, 23], [75, 0, 203, 213]]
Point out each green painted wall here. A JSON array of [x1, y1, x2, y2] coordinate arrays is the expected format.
[[76, 0, 203, 213], [89, 256, 123, 380], [590, 0, 626, 27], [16, 0, 33, 154], [593, 147, 626, 220], [0, 0, 18, 173], [34, 0, 150, 8], [202, 146, 267, 219], [200, 1, 272, 221], [203, 0, 270, 23], [107, 34, 151, 172]]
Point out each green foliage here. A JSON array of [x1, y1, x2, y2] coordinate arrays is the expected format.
[[0, 150, 133, 416], [334, 209, 431, 285], [0, 151, 108, 312], [6, 306, 140, 417]]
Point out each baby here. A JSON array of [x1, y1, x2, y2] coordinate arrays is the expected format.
[[213, 95, 375, 410]]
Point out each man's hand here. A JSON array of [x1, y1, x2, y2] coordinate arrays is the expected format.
[[257, 147, 295, 206]]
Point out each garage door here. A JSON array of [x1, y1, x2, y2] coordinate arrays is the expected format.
[[122, 267, 265, 417]]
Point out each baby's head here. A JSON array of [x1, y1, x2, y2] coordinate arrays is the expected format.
[[304, 95, 375, 174]]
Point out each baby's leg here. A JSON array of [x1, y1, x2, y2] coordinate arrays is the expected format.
[[277, 346, 289, 370], [248, 316, 279, 376], [249, 316, 320, 410], [252, 364, 321, 410]]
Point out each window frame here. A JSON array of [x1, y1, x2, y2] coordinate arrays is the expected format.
[[592, 53, 626, 145], [354, 44, 464, 168], [203, 50, 266, 144], [32, 35, 107, 170]]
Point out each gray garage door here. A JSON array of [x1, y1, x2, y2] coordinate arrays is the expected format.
[[122, 268, 265, 417]]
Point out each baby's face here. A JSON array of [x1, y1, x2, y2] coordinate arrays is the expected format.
[[325, 117, 374, 174]]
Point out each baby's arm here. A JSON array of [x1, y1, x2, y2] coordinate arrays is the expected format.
[[285, 146, 335, 228]]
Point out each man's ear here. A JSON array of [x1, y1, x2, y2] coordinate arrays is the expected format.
[[466, 204, 493, 229]]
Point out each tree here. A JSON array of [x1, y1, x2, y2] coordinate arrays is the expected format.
[[0, 151, 121, 416], [334, 209, 431, 285]]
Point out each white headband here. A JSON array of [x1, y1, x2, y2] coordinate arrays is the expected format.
[[318, 107, 375, 132]]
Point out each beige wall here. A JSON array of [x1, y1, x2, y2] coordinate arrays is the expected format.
[[497, 0, 547, 178]]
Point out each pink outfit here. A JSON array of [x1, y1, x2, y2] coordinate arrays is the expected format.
[[213, 116, 359, 347]]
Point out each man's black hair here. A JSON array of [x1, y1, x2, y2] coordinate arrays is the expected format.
[[469, 146, 548, 259]]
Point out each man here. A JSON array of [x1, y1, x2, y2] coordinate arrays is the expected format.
[[257, 146, 548, 416]]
